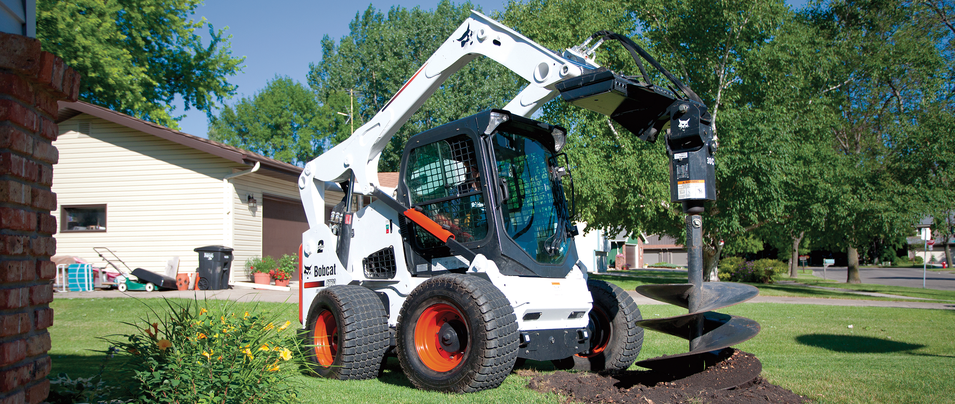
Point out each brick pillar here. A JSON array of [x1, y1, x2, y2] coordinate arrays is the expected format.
[[0, 32, 80, 404]]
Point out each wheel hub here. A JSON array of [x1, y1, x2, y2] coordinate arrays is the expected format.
[[439, 322, 460, 352]]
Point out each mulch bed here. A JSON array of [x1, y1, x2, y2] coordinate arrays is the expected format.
[[525, 350, 807, 404]]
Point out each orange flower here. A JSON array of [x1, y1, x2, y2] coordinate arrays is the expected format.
[[157, 339, 172, 351], [199, 308, 208, 315], [197, 332, 207, 340], [267, 361, 280, 372]]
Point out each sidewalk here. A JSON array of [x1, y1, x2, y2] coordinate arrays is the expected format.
[[626, 291, 955, 310], [54, 286, 299, 304]]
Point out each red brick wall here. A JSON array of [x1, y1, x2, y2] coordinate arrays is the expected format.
[[0, 32, 80, 404]]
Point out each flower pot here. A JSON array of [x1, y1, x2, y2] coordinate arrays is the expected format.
[[274, 279, 289, 287], [253, 272, 270, 289]]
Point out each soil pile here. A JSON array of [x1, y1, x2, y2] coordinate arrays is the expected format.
[[526, 350, 806, 404]]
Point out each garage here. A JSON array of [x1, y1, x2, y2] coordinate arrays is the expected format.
[[262, 195, 310, 280]]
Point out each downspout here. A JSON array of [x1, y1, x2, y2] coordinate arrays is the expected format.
[[222, 161, 261, 251]]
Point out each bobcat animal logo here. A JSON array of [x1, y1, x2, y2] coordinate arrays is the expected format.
[[678, 119, 690, 130], [456, 24, 473, 47]]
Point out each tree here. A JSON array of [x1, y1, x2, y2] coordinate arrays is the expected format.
[[36, 0, 244, 129], [307, 1, 521, 172], [209, 76, 349, 165], [806, 0, 950, 282]]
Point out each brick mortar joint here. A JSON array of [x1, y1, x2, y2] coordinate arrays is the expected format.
[[0, 328, 50, 345]]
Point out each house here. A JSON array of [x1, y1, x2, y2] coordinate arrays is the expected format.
[[574, 226, 688, 271], [53, 101, 325, 282]]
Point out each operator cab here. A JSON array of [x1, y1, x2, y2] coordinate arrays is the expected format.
[[397, 110, 579, 279]]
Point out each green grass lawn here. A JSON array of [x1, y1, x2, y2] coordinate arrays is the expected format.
[[50, 297, 955, 404]]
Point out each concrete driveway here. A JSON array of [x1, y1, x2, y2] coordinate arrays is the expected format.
[[812, 266, 955, 291]]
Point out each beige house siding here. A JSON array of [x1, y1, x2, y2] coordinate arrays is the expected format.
[[229, 173, 303, 280], [53, 116, 247, 276]]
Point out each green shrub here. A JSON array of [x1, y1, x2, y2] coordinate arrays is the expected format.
[[718, 257, 786, 283], [103, 299, 300, 403]]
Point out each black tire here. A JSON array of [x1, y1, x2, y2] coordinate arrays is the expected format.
[[396, 274, 518, 393], [554, 279, 643, 372], [197, 277, 209, 290], [305, 285, 389, 380]]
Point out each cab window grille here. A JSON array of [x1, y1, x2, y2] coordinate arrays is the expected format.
[[363, 247, 397, 279]]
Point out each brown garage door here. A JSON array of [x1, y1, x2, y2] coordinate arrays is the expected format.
[[262, 195, 310, 280]]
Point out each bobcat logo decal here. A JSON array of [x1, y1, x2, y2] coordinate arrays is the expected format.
[[678, 119, 690, 130]]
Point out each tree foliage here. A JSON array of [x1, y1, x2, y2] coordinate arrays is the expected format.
[[36, 0, 244, 128], [208, 76, 348, 165], [306, 0, 522, 171]]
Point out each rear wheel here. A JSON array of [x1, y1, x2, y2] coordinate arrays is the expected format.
[[117, 282, 127, 292], [144, 282, 155, 292], [554, 279, 643, 372], [396, 274, 518, 393], [305, 285, 389, 380]]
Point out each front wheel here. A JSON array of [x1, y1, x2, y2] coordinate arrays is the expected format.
[[144, 282, 155, 292], [304, 285, 389, 380], [554, 279, 643, 372], [396, 274, 518, 393], [117, 282, 128, 292]]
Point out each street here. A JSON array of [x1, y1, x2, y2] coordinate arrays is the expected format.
[[812, 266, 955, 291]]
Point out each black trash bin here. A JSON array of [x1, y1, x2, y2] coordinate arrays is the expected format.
[[194, 245, 234, 290]]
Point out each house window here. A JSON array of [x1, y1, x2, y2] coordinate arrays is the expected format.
[[61, 205, 107, 232]]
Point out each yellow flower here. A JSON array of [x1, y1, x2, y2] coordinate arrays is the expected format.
[[220, 316, 226, 324], [202, 350, 213, 360], [244, 311, 249, 318], [199, 308, 208, 315], [263, 322, 275, 331], [278, 321, 291, 331], [258, 343, 270, 352], [241, 347, 254, 360], [157, 339, 172, 351], [267, 361, 280, 372], [279, 348, 292, 361]]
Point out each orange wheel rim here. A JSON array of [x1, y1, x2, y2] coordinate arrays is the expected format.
[[579, 306, 611, 358], [414, 303, 467, 372], [313, 310, 338, 367]]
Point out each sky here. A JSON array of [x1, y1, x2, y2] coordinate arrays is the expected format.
[[175, 0, 508, 139]]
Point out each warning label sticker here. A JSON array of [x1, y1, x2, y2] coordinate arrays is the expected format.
[[678, 180, 706, 199]]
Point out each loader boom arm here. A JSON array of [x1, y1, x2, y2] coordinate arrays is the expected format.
[[300, 11, 598, 200]]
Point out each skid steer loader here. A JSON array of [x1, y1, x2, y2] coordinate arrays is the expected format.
[[296, 11, 757, 393]]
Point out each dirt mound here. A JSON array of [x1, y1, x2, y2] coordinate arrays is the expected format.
[[526, 350, 806, 404]]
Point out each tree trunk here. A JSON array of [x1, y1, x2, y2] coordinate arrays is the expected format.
[[945, 241, 952, 269], [847, 246, 862, 283], [703, 242, 722, 281], [790, 231, 805, 278]]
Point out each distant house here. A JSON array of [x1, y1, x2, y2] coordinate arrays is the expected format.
[[53, 101, 321, 281], [574, 226, 688, 270]]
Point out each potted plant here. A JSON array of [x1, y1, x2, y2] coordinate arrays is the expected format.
[[271, 254, 296, 287], [247, 256, 276, 286]]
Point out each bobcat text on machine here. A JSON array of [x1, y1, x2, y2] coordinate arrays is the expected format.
[[296, 11, 734, 393]]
